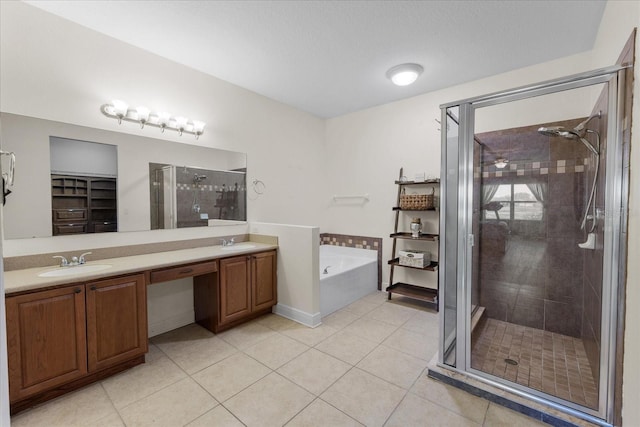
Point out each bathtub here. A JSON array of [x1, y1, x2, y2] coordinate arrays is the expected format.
[[319, 245, 378, 317]]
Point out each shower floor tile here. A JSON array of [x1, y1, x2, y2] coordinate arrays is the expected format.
[[471, 318, 598, 409]]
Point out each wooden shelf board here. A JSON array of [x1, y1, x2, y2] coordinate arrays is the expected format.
[[390, 232, 439, 241], [392, 207, 437, 212], [388, 258, 438, 271], [386, 283, 438, 304], [394, 179, 440, 185]]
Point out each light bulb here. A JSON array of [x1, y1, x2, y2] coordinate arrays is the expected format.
[[111, 99, 129, 123], [174, 116, 188, 136], [157, 112, 171, 132], [136, 106, 150, 128], [192, 120, 206, 134]]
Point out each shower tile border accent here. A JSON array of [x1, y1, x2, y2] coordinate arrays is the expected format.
[[320, 233, 383, 290], [477, 158, 590, 179]]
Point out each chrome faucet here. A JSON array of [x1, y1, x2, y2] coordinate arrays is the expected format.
[[323, 266, 331, 274], [220, 238, 235, 247], [53, 255, 69, 267], [52, 251, 92, 267]]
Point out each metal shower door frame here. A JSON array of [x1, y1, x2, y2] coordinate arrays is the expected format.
[[439, 65, 627, 425]]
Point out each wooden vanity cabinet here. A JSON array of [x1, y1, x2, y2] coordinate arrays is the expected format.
[[6, 273, 147, 408], [6, 285, 88, 402], [86, 274, 147, 372], [216, 250, 277, 331]]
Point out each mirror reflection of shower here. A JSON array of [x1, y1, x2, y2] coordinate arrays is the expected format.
[[192, 173, 208, 213], [538, 111, 601, 249]]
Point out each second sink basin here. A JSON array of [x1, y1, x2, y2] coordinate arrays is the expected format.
[[38, 264, 113, 278], [221, 244, 257, 251]]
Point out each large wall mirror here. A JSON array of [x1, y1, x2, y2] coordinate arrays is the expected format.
[[0, 113, 247, 239]]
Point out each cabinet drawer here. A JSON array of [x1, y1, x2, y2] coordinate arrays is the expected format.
[[150, 261, 217, 283], [53, 209, 87, 221], [53, 223, 88, 235]]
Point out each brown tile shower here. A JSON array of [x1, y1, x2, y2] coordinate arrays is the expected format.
[[472, 318, 598, 409]]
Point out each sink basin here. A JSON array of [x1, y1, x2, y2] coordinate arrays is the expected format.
[[221, 244, 257, 251], [38, 264, 113, 278]]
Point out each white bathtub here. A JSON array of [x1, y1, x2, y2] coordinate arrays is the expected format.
[[319, 245, 378, 317]]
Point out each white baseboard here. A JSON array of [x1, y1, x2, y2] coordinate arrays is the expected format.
[[148, 309, 195, 338], [273, 304, 321, 328]]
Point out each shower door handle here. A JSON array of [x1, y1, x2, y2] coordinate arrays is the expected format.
[[468, 234, 475, 247]]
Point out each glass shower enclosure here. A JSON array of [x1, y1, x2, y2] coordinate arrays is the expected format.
[[438, 65, 628, 425]]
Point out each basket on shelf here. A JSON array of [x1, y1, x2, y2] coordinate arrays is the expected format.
[[399, 188, 434, 210]]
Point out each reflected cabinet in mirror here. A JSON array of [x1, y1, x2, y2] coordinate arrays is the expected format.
[[0, 113, 247, 239]]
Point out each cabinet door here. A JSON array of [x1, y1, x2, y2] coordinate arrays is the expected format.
[[219, 256, 251, 325], [251, 250, 277, 312], [6, 285, 87, 402], [86, 274, 147, 372]]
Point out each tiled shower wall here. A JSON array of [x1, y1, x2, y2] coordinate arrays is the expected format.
[[320, 233, 382, 290], [477, 117, 601, 340]]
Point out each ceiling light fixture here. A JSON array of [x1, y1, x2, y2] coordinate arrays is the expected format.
[[494, 158, 509, 169], [101, 100, 206, 139], [386, 63, 424, 86]]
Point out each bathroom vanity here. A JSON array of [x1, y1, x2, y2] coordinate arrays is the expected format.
[[3, 243, 277, 413]]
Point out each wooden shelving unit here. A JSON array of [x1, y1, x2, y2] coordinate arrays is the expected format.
[[386, 167, 440, 309]]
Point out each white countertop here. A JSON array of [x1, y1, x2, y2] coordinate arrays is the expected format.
[[4, 242, 278, 295]]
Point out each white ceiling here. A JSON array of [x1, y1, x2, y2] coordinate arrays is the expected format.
[[25, 0, 606, 118]]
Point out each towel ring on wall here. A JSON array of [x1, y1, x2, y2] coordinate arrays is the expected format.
[[251, 179, 266, 196]]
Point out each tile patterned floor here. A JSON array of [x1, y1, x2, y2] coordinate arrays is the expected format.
[[11, 292, 548, 427], [471, 317, 598, 409]]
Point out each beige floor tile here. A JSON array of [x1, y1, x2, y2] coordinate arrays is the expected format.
[[278, 349, 351, 395], [153, 324, 237, 374], [218, 321, 278, 350], [320, 368, 405, 427], [192, 352, 271, 402], [187, 405, 244, 427], [383, 327, 439, 360], [386, 393, 481, 427], [342, 299, 380, 316], [286, 399, 363, 427], [364, 302, 416, 326], [281, 323, 338, 346], [93, 413, 126, 427], [244, 332, 309, 369], [356, 345, 425, 389], [483, 403, 547, 426], [256, 313, 299, 331], [343, 317, 398, 343], [10, 383, 118, 427], [315, 329, 378, 365], [119, 377, 217, 427], [410, 375, 489, 424], [151, 323, 214, 348], [359, 290, 390, 305], [321, 309, 360, 330], [224, 372, 314, 427], [402, 310, 439, 335], [102, 351, 187, 409]]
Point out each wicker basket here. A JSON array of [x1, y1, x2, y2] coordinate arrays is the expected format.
[[399, 188, 434, 210]]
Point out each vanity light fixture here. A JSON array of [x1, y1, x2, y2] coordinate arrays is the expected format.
[[494, 158, 509, 169], [101, 100, 206, 139], [386, 63, 424, 86]]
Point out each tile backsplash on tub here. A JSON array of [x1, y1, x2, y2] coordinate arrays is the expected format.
[[320, 233, 382, 290]]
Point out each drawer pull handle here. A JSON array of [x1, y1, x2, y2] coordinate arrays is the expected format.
[[74, 288, 81, 294], [179, 268, 194, 274], [90, 286, 97, 291]]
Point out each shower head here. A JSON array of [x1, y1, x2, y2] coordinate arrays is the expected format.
[[536, 126, 577, 139], [537, 125, 599, 156]]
